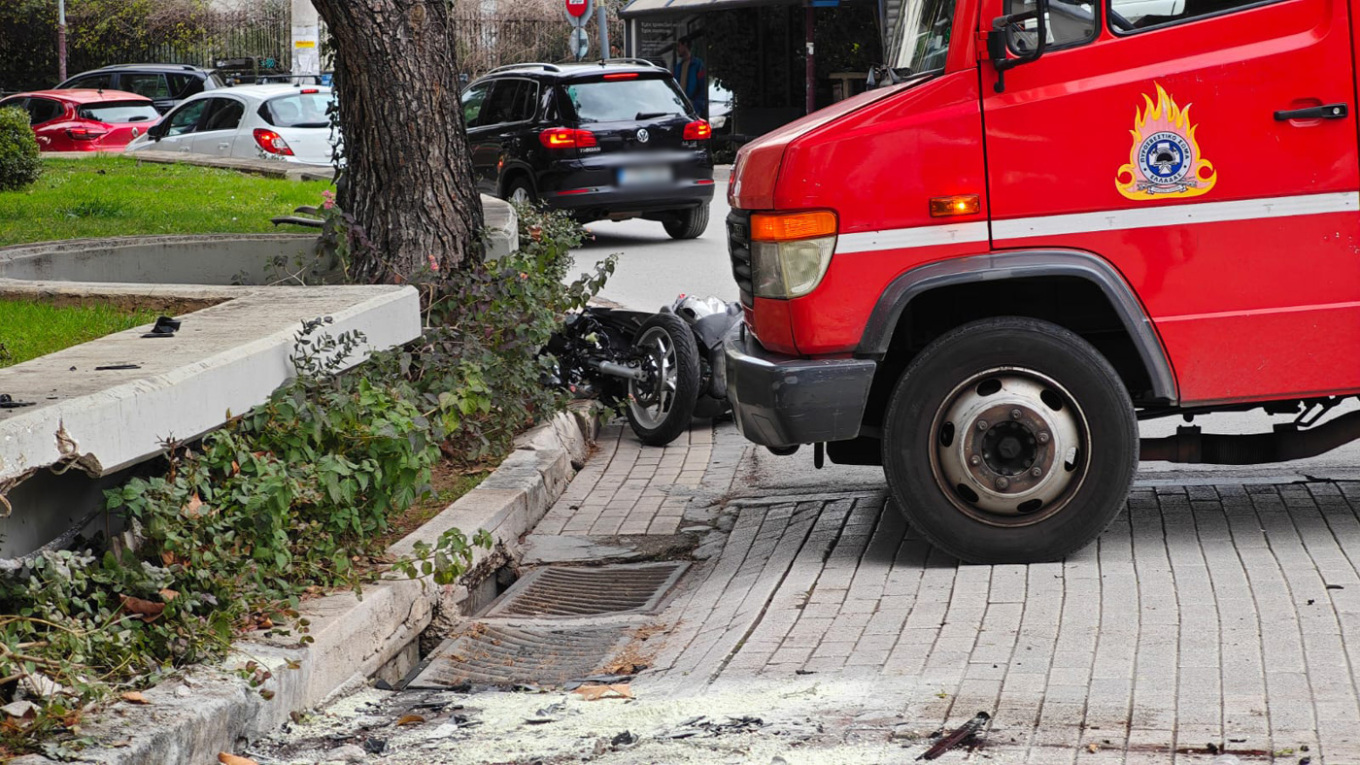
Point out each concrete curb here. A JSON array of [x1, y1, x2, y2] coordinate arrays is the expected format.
[[14, 406, 600, 765]]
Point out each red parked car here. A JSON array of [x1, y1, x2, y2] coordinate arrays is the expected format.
[[0, 90, 160, 152]]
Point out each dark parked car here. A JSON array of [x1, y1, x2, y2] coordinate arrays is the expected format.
[[460, 60, 715, 239], [57, 64, 224, 114]]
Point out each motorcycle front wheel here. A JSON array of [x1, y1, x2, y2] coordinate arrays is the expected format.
[[626, 313, 700, 446]]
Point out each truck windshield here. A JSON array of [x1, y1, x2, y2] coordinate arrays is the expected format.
[[884, 0, 956, 73]]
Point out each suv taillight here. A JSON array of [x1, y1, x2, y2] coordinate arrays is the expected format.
[[683, 120, 712, 141], [253, 128, 294, 156], [539, 128, 597, 149]]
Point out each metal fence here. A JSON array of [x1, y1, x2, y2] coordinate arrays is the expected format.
[[452, 9, 626, 77], [0, 1, 290, 92]]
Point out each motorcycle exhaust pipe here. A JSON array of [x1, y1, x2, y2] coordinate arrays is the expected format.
[[593, 361, 646, 381]]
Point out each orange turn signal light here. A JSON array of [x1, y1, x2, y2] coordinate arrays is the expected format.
[[750, 210, 837, 241], [929, 194, 981, 218]]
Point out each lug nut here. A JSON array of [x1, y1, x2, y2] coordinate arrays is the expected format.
[[1031, 467, 1043, 478], [976, 420, 989, 431], [1011, 409, 1022, 420], [1037, 432, 1050, 444], [969, 455, 981, 466], [995, 477, 1010, 490]]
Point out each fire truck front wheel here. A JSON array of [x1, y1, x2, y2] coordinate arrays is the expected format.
[[882, 317, 1138, 564]]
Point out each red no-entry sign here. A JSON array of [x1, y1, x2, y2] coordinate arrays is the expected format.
[[565, 0, 592, 25]]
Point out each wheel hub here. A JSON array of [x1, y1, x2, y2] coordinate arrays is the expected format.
[[930, 369, 1088, 521]]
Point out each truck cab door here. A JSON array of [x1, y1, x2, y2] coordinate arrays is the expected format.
[[980, 0, 1360, 405]]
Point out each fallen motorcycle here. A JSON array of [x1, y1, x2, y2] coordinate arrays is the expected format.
[[545, 296, 741, 446]]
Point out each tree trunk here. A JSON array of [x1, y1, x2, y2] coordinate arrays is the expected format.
[[311, 0, 484, 282]]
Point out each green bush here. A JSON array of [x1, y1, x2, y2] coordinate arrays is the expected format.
[[0, 199, 614, 758], [0, 106, 40, 192]]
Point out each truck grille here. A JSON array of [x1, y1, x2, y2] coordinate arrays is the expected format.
[[727, 210, 753, 306]]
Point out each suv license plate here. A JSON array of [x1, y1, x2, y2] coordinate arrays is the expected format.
[[618, 166, 673, 186]]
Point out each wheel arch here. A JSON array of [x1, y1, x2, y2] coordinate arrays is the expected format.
[[857, 249, 1178, 427], [499, 164, 537, 198]]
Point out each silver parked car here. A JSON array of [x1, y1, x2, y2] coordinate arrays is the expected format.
[[125, 84, 337, 166]]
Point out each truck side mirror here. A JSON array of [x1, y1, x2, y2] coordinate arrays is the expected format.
[[988, 0, 1048, 93]]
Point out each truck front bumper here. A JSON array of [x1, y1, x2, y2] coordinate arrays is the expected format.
[[724, 323, 877, 449]]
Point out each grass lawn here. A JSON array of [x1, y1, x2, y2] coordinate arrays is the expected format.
[[0, 154, 330, 247], [0, 299, 159, 367]]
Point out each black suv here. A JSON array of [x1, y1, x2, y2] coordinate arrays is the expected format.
[[57, 64, 223, 114], [461, 60, 715, 240]]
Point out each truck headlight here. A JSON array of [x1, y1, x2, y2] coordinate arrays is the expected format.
[[749, 210, 837, 299]]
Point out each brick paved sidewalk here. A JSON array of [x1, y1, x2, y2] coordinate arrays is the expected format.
[[529, 420, 1360, 764]]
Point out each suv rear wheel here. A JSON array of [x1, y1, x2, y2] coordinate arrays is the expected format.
[[881, 317, 1137, 564], [505, 177, 536, 206], [663, 204, 709, 240]]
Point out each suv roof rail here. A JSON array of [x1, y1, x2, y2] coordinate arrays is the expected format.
[[600, 57, 665, 69], [99, 63, 200, 71], [486, 63, 562, 75]]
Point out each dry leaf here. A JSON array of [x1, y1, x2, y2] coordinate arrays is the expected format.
[[119, 595, 165, 622], [161, 551, 178, 566], [218, 754, 259, 765], [120, 691, 150, 705], [572, 683, 633, 701], [396, 713, 426, 726], [159, 589, 179, 602], [1087, 743, 1099, 753], [183, 494, 206, 519]]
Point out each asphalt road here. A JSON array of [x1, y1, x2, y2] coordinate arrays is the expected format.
[[571, 181, 738, 312], [570, 180, 1360, 482]]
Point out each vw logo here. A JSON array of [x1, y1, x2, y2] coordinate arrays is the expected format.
[[636, 128, 650, 144]]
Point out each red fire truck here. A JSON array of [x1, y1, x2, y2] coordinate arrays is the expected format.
[[723, 0, 1360, 563]]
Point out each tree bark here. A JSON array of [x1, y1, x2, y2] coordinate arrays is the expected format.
[[311, 0, 484, 282]]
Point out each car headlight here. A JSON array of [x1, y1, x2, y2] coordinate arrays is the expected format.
[[749, 210, 837, 299]]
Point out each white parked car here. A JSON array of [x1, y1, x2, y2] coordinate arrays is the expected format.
[[125, 84, 337, 166]]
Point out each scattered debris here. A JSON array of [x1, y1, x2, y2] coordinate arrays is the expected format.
[[120, 691, 151, 705], [363, 738, 387, 754], [610, 730, 638, 747], [1, 700, 37, 718], [94, 364, 141, 371], [0, 394, 35, 409], [665, 715, 765, 739], [217, 754, 258, 765], [119, 594, 166, 622], [142, 316, 181, 339], [1327, 584, 1345, 590], [396, 713, 425, 726], [573, 683, 633, 701], [325, 743, 367, 762], [917, 711, 991, 761]]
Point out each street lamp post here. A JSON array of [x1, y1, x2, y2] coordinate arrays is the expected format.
[[57, 0, 67, 82]]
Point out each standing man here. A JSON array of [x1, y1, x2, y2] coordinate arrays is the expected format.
[[672, 37, 707, 119]]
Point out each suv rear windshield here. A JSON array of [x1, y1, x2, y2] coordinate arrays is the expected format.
[[564, 77, 689, 124], [258, 92, 332, 128], [78, 101, 160, 123]]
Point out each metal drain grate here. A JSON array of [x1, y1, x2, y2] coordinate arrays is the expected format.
[[483, 562, 689, 619], [407, 625, 626, 689]]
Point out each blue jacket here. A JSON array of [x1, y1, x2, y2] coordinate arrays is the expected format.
[[673, 56, 707, 115]]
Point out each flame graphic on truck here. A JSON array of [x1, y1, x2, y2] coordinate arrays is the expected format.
[[1116, 84, 1217, 201]]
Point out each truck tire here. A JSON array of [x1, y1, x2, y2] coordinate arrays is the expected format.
[[881, 317, 1137, 564], [663, 204, 709, 240], [626, 313, 701, 446]]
